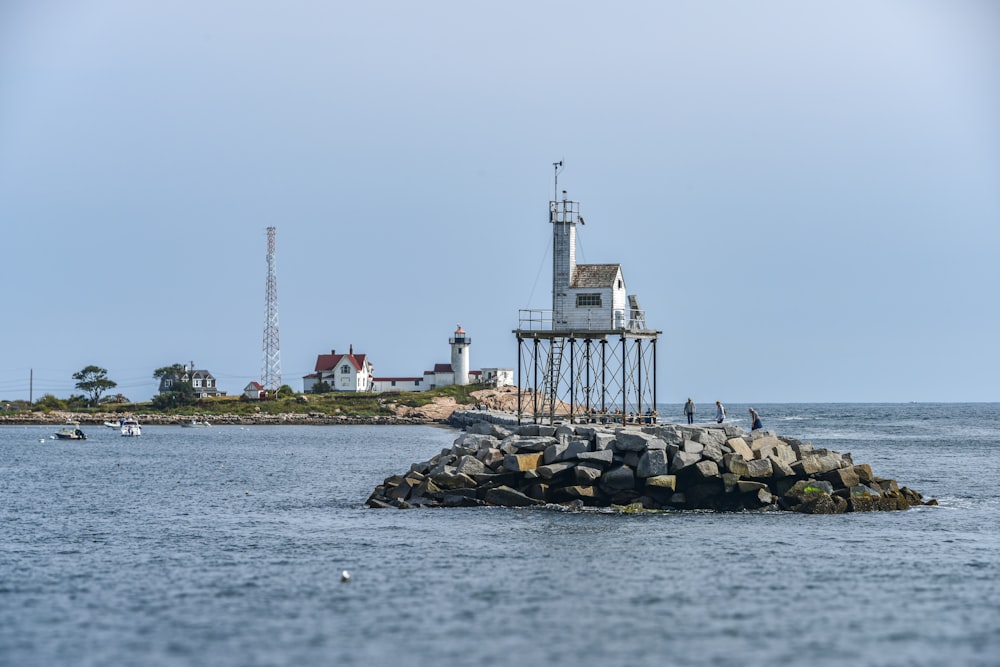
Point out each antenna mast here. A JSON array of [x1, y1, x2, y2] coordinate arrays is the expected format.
[[552, 160, 563, 202], [262, 226, 282, 392]]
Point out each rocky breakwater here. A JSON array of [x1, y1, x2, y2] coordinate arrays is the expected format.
[[367, 420, 936, 513]]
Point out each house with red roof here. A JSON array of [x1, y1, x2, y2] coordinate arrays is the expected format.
[[302, 345, 374, 393], [243, 381, 266, 400]]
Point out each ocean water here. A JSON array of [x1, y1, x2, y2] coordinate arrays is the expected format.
[[1, 403, 998, 667]]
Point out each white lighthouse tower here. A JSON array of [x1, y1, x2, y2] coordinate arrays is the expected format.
[[449, 324, 471, 385]]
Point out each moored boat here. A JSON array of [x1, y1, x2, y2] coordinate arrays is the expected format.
[[120, 418, 141, 437], [180, 419, 211, 428], [54, 421, 87, 440]]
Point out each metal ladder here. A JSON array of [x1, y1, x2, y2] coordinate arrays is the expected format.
[[539, 338, 565, 421]]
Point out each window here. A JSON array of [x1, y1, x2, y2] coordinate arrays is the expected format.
[[341, 365, 350, 374], [577, 293, 602, 307], [391, 381, 396, 387]]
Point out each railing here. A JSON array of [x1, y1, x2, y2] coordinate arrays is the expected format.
[[518, 307, 650, 332], [517, 309, 552, 331]]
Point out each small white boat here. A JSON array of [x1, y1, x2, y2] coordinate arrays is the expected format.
[[103, 421, 119, 429], [120, 418, 141, 437], [181, 419, 211, 428], [54, 421, 87, 440]]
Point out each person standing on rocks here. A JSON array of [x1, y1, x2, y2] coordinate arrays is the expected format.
[[684, 398, 696, 424], [715, 401, 726, 423], [749, 407, 763, 430]]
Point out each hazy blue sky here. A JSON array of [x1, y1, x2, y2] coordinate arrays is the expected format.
[[1, 1, 998, 403]]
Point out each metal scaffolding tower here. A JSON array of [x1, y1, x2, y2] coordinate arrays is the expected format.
[[262, 226, 282, 392]]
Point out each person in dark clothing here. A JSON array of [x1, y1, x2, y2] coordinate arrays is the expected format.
[[684, 398, 696, 425]]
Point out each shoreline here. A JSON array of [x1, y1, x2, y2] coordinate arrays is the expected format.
[[0, 412, 446, 427]]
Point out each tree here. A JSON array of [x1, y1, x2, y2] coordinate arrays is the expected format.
[[153, 363, 187, 381], [276, 385, 294, 398], [151, 381, 196, 409], [311, 380, 332, 394], [73, 365, 117, 406], [151, 363, 196, 409]]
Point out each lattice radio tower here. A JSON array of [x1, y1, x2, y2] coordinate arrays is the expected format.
[[262, 226, 282, 392]]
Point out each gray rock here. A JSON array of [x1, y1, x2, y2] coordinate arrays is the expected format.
[[614, 431, 659, 452], [637, 449, 670, 478], [722, 452, 750, 477], [726, 437, 754, 461], [555, 424, 577, 441], [695, 428, 728, 448], [670, 449, 701, 473], [431, 471, 477, 490], [476, 447, 505, 470], [767, 457, 795, 479], [645, 475, 677, 492], [536, 462, 576, 480], [820, 466, 861, 489], [543, 439, 591, 464], [576, 449, 614, 466], [599, 465, 636, 491], [693, 460, 721, 479], [745, 458, 774, 479], [508, 436, 558, 452], [574, 464, 603, 485], [484, 486, 543, 507], [455, 455, 490, 476], [681, 439, 704, 455], [455, 432, 500, 450], [701, 441, 724, 463], [594, 432, 617, 451]]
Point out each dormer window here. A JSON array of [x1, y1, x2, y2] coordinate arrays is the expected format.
[[341, 365, 351, 374]]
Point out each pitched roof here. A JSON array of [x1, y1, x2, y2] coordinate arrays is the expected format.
[[432, 363, 453, 373], [571, 263, 622, 288], [315, 352, 368, 372]]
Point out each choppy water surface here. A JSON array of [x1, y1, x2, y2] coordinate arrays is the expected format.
[[2, 404, 999, 667]]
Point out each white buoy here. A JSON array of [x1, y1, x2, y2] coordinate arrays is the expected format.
[[340, 570, 351, 583]]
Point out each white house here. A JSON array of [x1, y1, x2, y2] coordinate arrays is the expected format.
[[243, 381, 266, 400], [308, 326, 513, 394], [302, 346, 374, 393]]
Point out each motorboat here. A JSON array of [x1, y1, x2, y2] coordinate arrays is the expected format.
[[180, 419, 211, 428], [54, 421, 87, 440], [120, 418, 141, 437]]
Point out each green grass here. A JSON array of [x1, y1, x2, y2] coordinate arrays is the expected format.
[[35, 385, 488, 418]]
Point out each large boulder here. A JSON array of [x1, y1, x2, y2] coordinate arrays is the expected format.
[[726, 437, 754, 461], [484, 486, 544, 507], [503, 452, 544, 472], [637, 449, 670, 478], [670, 449, 701, 473], [543, 439, 591, 464], [599, 465, 636, 492], [614, 431, 660, 452], [577, 449, 615, 466]]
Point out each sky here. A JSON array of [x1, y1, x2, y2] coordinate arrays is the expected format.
[[1, 0, 998, 404]]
